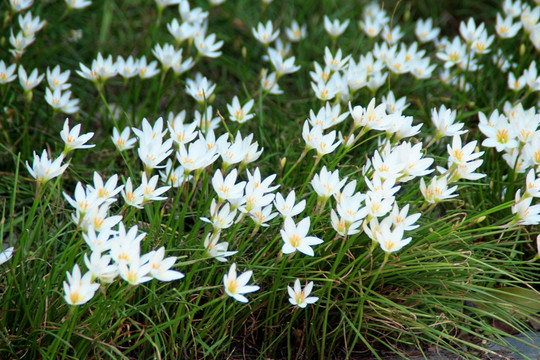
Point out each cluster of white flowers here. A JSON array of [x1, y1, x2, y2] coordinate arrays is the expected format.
[[251, 19, 302, 95], [479, 102, 540, 172], [58, 117, 191, 305], [3, 0, 90, 113], [63, 220, 184, 305], [15, 0, 540, 313], [25, 119, 94, 186], [77, 53, 160, 90], [511, 169, 540, 226], [7, 6, 45, 59], [45, 66, 80, 114]]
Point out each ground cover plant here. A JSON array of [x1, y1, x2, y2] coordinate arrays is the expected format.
[[1, 0, 540, 358]]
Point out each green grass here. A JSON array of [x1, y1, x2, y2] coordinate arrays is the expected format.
[[1, 0, 539, 359]]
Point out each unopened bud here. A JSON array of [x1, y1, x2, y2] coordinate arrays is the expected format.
[[403, 6, 411, 22], [474, 216, 486, 223], [24, 90, 33, 103], [280, 157, 287, 170]]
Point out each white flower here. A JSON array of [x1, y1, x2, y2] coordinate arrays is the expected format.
[[177, 139, 219, 172], [141, 247, 184, 281], [155, 0, 181, 10], [122, 178, 144, 208], [521, 5, 540, 33], [45, 88, 77, 113], [495, 13, 522, 38], [311, 80, 337, 101], [0, 247, 14, 266], [260, 69, 283, 94], [382, 25, 403, 45], [0, 61, 17, 84], [377, 223, 412, 254], [63, 264, 100, 305], [204, 233, 237, 262], [179, 0, 208, 24], [152, 43, 183, 71], [419, 175, 458, 204], [288, 279, 318, 308], [87, 172, 123, 202], [447, 135, 483, 166], [9, 30, 34, 58], [387, 203, 420, 231], [63, 182, 101, 215], [274, 190, 305, 218], [359, 16, 385, 38], [431, 105, 467, 139], [525, 169, 540, 198], [46, 65, 71, 91], [201, 199, 238, 231], [10, 0, 34, 12], [249, 204, 278, 227], [18, 66, 44, 91], [323, 16, 349, 38], [167, 18, 195, 43], [512, 190, 540, 225], [530, 24, 540, 51], [212, 169, 246, 202], [223, 263, 259, 303], [80, 203, 122, 233], [138, 172, 170, 203], [26, 150, 69, 185], [18, 12, 46, 38], [82, 227, 113, 254], [331, 210, 362, 236], [285, 20, 307, 42], [116, 55, 140, 79], [311, 166, 347, 201], [227, 96, 255, 123], [268, 48, 301, 76], [118, 256, 152, 285], [186, 73, 216, 103], [138, 56, 160, 79], [111, 127, 137, 151], [159, 159, 188, 188], [84, 251, 118, 283], [280, 217, 323, 256], [459, 18, 485, 44], [415, 18, 440, 42], [65, 0, 92, 10], [195, 33, 223, 58], [503, 0, 522, 18], [252, 20, 280, 45], [60, 118, 95, 154]]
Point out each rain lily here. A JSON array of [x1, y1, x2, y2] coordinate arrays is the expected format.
[[63, 264, 100, 305], [60, 118, 95, 154], [280, 216, 323, 256], [26, 150, 69, 186], [288, 279, 319, 308], [223, 263, 260, 303]]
